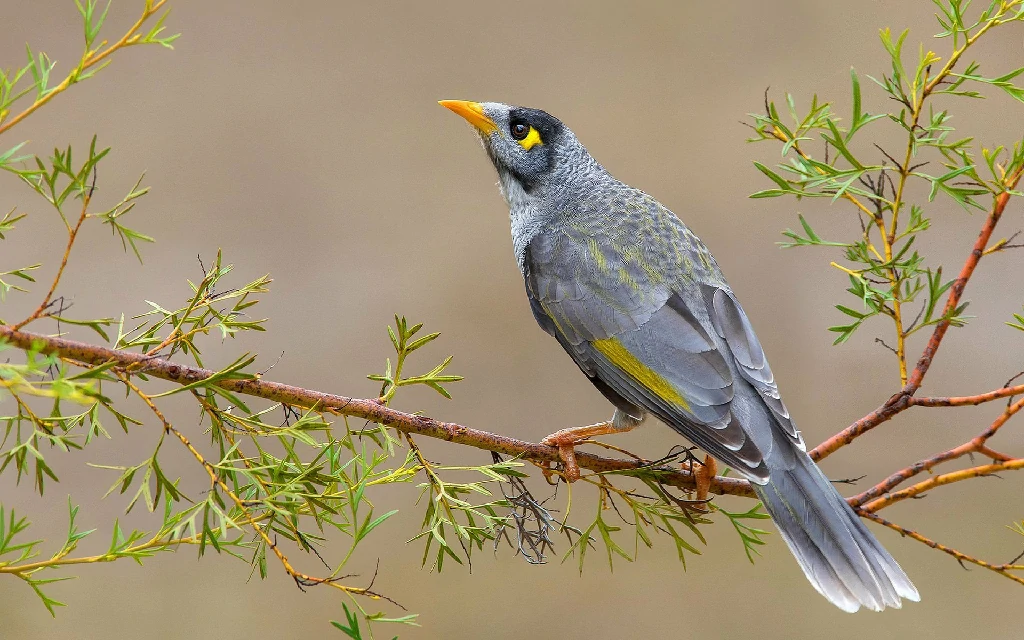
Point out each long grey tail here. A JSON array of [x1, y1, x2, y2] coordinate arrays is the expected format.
[[752, 441, 920, 612]]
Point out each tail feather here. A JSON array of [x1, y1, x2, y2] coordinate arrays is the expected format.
[[833, 495, 920, 602], [753, 442, 919, 612], [758, 484, 861, 612]]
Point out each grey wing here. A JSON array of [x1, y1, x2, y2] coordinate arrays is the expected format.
[[583, 297, 770, 481], [707, 286, 804, 451], [524, 233, 772, 482]]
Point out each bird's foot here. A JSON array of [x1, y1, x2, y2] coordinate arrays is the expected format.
[[692, 455, 718, 502], [539, 421, 617, 483]]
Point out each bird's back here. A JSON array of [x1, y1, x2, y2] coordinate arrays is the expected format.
[[554, 177, 727, 288]]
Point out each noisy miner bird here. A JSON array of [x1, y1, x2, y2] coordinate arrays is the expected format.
[[440, 99, 919, 612]]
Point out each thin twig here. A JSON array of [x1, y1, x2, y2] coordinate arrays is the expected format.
[[11, 195, 92, 330], [861, 458, 1024, 512], [911, 384, 1024, 407], [859, 510, 1024, 586], [0, 1, 169, 138]]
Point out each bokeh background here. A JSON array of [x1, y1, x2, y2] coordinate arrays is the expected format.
[[2, 1, 1023, 638]]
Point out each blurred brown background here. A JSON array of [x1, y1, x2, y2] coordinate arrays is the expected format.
[[2, 1, 1023, 638]]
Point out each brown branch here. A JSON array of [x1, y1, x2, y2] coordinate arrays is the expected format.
[[851, 395, 1024, 507], [862, 457, 1024, 512], [850, 440, 994, 509], [809, 392, 912, 462], [976, 444, 1014, 461], [910, 383, 1024, 407], [0, 324, 754, 498], [3, 319, 1024, 586], [903, 169, 1023, 395]]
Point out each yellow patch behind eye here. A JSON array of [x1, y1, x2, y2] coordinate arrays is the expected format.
[[592, 337, 690, 411], [517, 126, 543, 151]]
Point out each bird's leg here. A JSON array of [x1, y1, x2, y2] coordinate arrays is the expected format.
[[540, 410, 644, 482]]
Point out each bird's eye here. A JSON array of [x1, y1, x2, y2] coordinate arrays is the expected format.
[[510, 122, 530, 140]]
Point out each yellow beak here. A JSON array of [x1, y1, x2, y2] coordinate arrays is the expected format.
[[439, 100, 497, 135]]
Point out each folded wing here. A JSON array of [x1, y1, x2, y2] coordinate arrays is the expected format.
[[525, 232, 777, 482]]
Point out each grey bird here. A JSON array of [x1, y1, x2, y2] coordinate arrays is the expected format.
[[440, 99, 919, 612]]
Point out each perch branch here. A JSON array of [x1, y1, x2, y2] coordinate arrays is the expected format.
[[0, 324, 754, 498], [3, 317, 1024, 585]]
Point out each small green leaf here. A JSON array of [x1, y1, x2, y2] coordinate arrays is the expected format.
[[330, 604, 364, 639], [753, 161, 793, 191]]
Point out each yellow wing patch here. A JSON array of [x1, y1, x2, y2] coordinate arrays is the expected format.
[[592, 337, 691, 411], [517, 126, 543, 151]]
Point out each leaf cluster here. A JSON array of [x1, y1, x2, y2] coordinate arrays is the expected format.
[[748, 0, 1024, 354]]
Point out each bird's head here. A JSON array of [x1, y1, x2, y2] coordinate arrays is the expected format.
[[439, 100, 595, 197]]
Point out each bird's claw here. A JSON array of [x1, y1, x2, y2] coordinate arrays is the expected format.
[[540, 433, 583, 483], [538, 422, 619, 484], [692, 455, 718, 502]]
